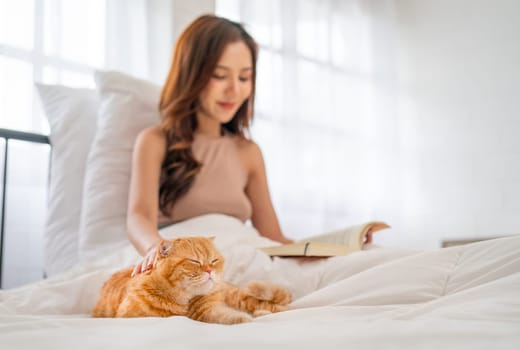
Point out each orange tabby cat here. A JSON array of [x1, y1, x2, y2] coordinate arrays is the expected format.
[[91, 236, 291, 324]]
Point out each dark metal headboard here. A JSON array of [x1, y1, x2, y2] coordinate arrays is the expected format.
[[0, 128, 50, 288]]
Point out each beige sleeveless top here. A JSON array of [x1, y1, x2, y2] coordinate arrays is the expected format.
[[158, 133, 253, 225]]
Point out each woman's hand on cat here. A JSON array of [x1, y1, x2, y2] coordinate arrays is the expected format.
[[131, 244, 159, 277]]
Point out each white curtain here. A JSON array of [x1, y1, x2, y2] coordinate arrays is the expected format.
[[217, 0, 400, 239], [105, 0, 175, 84]]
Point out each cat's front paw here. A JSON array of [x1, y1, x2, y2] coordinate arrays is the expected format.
[[225, 312, 253, 324], [252, 309, 272, 317], [246, 281, 292, 305]]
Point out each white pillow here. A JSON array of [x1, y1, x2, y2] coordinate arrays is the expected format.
[[35, 83, 98, 276], [78, 70, 161, 260]]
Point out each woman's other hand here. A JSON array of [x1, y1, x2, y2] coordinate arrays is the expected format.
[[276, 236, 294, 244], [364, 229, 374, 245]]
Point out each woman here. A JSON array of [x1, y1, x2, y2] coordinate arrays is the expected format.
[[127, 15, 293, 276]]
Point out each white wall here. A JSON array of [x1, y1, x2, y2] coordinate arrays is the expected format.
[[374, 0, 520, 249]]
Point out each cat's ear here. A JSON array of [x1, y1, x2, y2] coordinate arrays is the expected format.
[[208, 236, 216, 241], [158, 240, 174, 258]]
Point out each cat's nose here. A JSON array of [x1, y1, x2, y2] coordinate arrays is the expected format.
[[206, 269, 212, 274]]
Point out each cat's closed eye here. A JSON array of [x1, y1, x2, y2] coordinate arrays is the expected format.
[[187, 259, 202, 266]]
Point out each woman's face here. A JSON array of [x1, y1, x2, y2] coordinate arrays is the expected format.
[[197, 40, 253, 126]]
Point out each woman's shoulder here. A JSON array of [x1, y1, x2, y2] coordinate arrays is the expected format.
[[133, 125, 167, 161], [232, 136, 264, 174], [136, 125, 167, 147], [232, 135, 261, 156]]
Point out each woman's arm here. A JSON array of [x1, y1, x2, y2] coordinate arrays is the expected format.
[[127, 126, 166, 274], [244, 142, 293, 244]]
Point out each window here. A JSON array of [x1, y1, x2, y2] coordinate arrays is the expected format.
[[0, 0, 107, 134]]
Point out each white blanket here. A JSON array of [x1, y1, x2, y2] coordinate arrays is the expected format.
[[1, 214, 519, 349]]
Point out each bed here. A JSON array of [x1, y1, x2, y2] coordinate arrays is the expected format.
[[0, 71, 519, 349]]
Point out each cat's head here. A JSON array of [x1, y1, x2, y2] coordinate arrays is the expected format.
[[153, 236, 225, 296]]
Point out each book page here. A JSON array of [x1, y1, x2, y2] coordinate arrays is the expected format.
[[299, 222, 389, 248]]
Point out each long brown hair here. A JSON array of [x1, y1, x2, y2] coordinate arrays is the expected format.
[[158, 15, 258, 216]]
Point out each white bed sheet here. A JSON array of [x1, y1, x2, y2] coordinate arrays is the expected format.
[[0, 214, 519, 350]]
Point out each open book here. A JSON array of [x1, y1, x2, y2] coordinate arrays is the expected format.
[[260, 221, 390, 257]]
